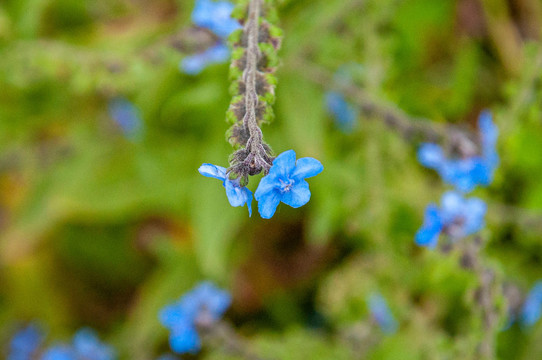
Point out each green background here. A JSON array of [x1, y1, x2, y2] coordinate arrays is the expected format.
[[1, 0, 542, 358]]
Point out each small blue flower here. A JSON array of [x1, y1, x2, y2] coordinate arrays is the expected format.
[[198, 163, 253, 216], [72, 329, 115, 360], [180, 43, 230, 75], [521, 281, 542, 327], [415, 191, 486, 248], [159, 282, 231, 355], [417, 111, 499, 192], [191, 0, 241, 39], [368, 293, 398, 334], [8, 324, 44, 360], [108, 98, 143, 141], [254, 150, 323, 219], [325, 91, 358, 132]]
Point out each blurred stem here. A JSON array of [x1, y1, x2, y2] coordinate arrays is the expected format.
[[480, 0, 524, 76], [460, 237, 503, 360], [287, 59, 472, 144]]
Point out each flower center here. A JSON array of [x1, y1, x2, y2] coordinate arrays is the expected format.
[[278, 178, 295, 193]]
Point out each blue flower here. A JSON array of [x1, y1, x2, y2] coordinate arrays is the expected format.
[[254, 150, 323, 219], [191, 0, 241, 39], [368, 293, 398, 334], [180, 43, 230, 75], [8, 324, 44, 360], [198, 163, 253, 216], [108, 98, 143, 140], [521, 281, 542, 327], [325, 91, 358, 132], [415, 191, 486, 248], [417, 111, 499, 192], [159, 282, 231, 355]]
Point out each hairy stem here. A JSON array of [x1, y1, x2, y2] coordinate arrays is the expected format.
[[243, 0, 265, 153]]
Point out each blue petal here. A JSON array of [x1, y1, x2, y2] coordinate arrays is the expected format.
[[418, 143, 445, 169], [225, 180, 253, 216], [255, 174, 279, 199], [159, 303, 193, 329], [479, 110, 498, 152], [269, 150, 296, 178], [169, 325, 201, 354], [521, 282, 542, 327], [291, 157, 324, 181], [281, 180, 311, 208], [257, 189, 282, 219], [463, 198, 487, 235], [415, 204, 442, 248], [180, 54, 208, 75], [198, 164, 226, 181], [191, 0, 241, 39], [205, 43, 230, 63], [440, 191, 464, 224], [191, 282, 232, 319]]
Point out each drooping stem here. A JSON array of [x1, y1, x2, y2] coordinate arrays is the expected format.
[[243, 0, 264, 148], [226, 0, 281, 180]]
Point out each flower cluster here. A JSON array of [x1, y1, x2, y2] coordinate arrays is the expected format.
[[416, 192, 486, 248], [416, 111, 497, 248], [368, 293, 398, 334], [7, 326, 115, 360], [180, 0, 241, 75], [418, 111, 499, 193], [200, 150, 323, 219], [159, 282, 231, 354], [325, 91, 358, 132]]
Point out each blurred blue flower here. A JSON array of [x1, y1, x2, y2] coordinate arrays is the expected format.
[[416, 191, 486, 248], [192, 0, 241, 39], [325, 91, 358, 132], [418, 111, 499, 192], [8, 324, 44, 360], [521, 281, 542, 327], [159, 282, 231, 355], [198, 163, 253, 216], [108, 98, 143, 140], [368, 293, 398, 334], [180, 43, 230, 75], [254, 150, 323, 219]]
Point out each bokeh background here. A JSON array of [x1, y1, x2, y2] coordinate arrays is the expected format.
[[1, 0, 542, 358]]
